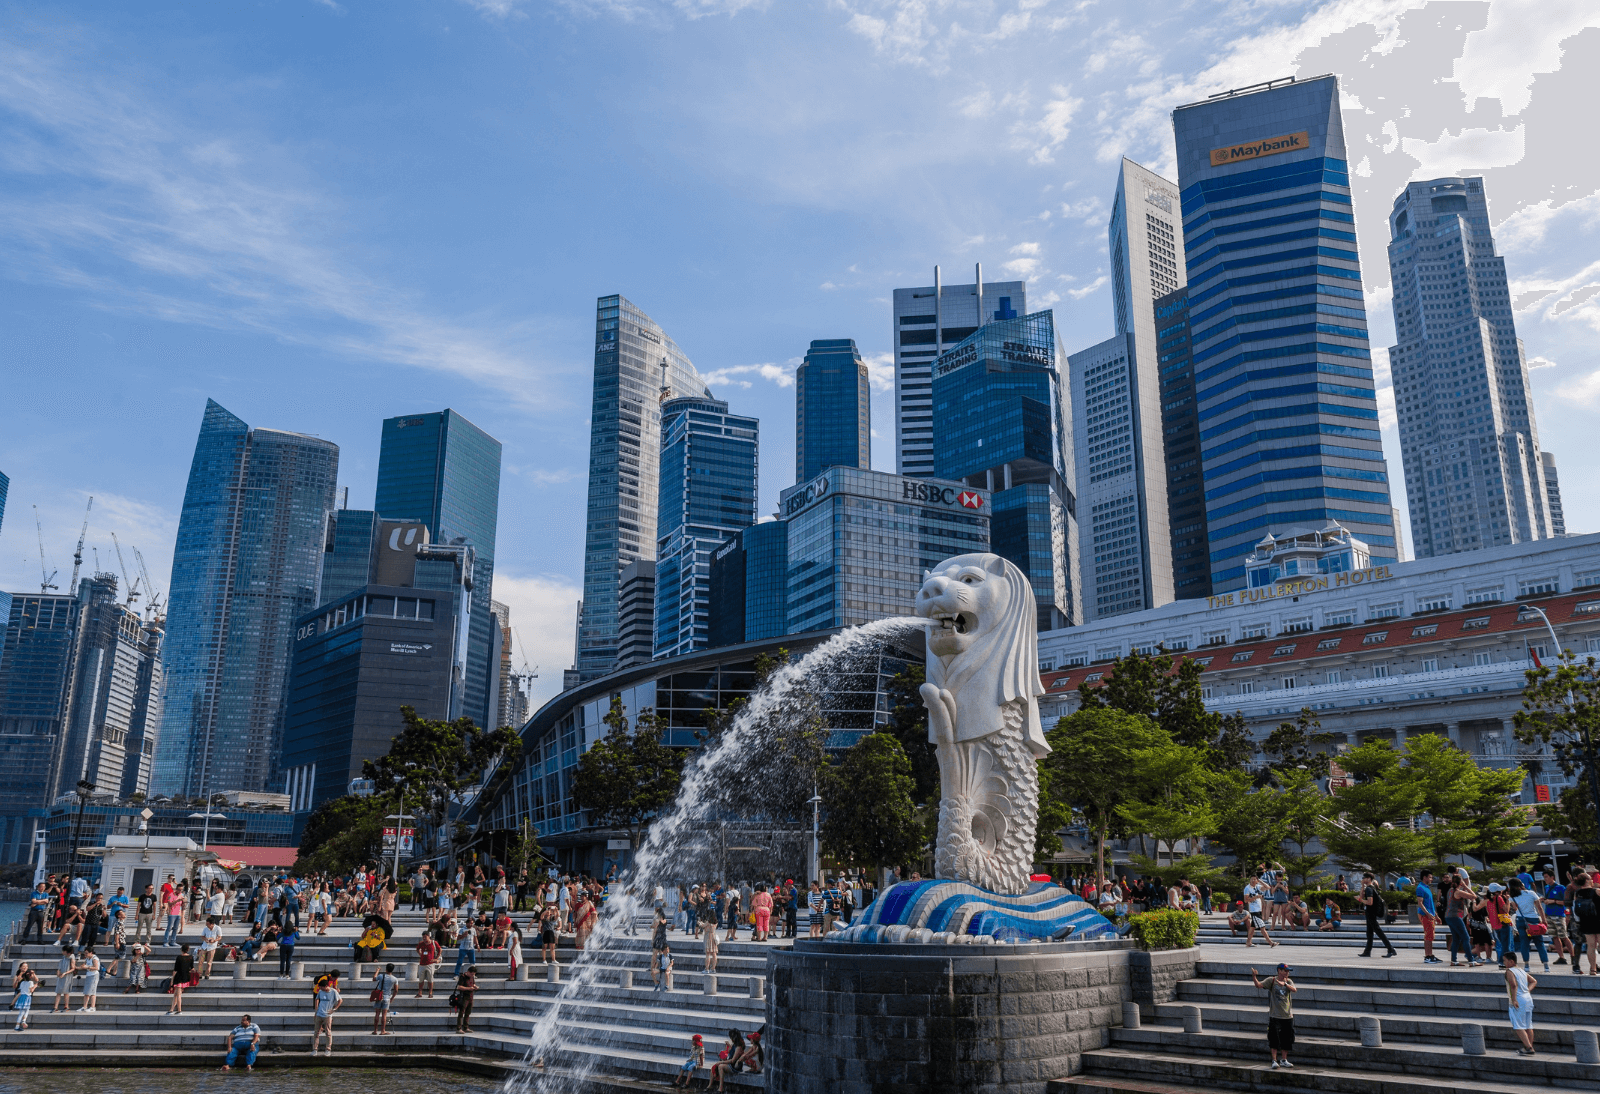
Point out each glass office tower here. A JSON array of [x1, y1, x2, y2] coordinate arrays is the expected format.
[[0, 594, 79, 863], [58, 574, 162, 799], [931, 310, 1078, 631], [0, 469, 8, 537], [1385, 176, 1557, 557], [795, 339, 870, 481], [374, 409, 502, 729], [1152, 288, 1213, 599], [153, 400, 339, 797], [1172, 74, 1395, 592], [894, 267, 1025, 477], [653, 396, 759, 660], [578, 295, 710, 682]]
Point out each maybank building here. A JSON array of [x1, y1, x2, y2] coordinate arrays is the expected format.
[[1172, 75, 1396, 593]]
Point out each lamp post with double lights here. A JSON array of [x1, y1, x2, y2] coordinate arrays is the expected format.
[[1519, 604, 1600, 849], [188, 807, 229, 851]]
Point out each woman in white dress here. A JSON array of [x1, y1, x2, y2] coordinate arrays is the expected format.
[[504, 925, 524, 981], [1504, 951, 1538, 1055]]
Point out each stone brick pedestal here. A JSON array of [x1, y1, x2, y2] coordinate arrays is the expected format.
[[765, 938, 1142, 1094]]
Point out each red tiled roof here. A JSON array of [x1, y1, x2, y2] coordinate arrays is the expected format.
[[205, 845, 298, 868], [1041, 590, 1598, 695]]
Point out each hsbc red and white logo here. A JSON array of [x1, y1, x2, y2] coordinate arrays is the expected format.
[[958, 491, 984, 510]]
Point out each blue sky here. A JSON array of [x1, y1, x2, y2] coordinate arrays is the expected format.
[[2, 0, 1598, 707]]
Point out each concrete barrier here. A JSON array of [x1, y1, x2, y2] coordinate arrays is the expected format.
[[1358, 1016, 1382, 1048], [515, 963, 528, 982], [748, 976, 764, 1001], [1461, 1023, 1485, 1055], [232, 960, 246, 981], [1575, 1028, 1600, 1065], [704, 974, 718, 997], [1181, 1005, 1202, 1034], [619, 969, 633, 990], [406, 962, 419, 981], [290, 961, 305, 981], [1121, 1001, 1140, 1029], [546, 962, 560, 984]]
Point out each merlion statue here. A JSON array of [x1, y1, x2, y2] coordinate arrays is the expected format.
[[916, 553, 1049, 895]]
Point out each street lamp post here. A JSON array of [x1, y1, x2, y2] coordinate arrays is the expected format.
[[139, 806, 155, 862], [1538, 838, 1564, 879], [808, 786, 823, 887], [68, 779, 97, 883], [188, 808, 229, 851], [1522, 605, 1600, 846], [387, 790, 409, 883]]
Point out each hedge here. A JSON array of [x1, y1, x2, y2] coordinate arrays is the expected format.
[[1300, 889, 1411, 913], [1126, 908, 1199, 951]]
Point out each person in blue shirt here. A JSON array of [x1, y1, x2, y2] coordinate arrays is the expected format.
[[1541, 867, 1571, 966], [1415, 870, 1440, 964], [222, 1012, 260, 1071], [105, 888, 129, 943], [68, 876, 90, 910]]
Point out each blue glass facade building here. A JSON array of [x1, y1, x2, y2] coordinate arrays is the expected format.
[[1172, 75, 1395, 591], [152, 400, 339, 797], [706, 519, 789, 650], [930, 311, 1078, 630], [653, 396, 759, 660], [0, 469, 8, 537], [795, 339, 870, 481], [374, 410, 501, 729], [1152, 287, 1212, 599], [579, 296, 710, 681], [0, 594, 80, 863]]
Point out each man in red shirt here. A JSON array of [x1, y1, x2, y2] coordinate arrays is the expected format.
[[414, 935, 441, 999]]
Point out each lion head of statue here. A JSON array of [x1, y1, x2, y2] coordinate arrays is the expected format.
[[916, 553, 1049, 756]]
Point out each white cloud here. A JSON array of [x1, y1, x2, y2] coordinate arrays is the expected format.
[[1066, 275, 1107, 300], [1527, 355, 1558, 370], [0, 37, 558, 409], [1009, 241, 1041, 256], [1555, 367, 1600, 409], [489, 572, 585, 712], [1018, 86, 1080, 164], [700, 362, 796, 388], [1371, 346, 1397, 429], [862, 350, 894, 392], [819, 281, 840, 290], [521, 467, 580, 485], [1003, 257, 1041, 277], [1450, 0, 1600, 116]]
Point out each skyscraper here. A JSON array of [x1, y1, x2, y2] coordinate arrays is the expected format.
[[1171, 74, 1395, 591], [0, 469, 8, 537], [653, 396, 759, 660], [0, 593, 79, 862], [58, 574, 163, 799], [1151, 287, 1213, 599], [894, 268, 1025, 478], [616, 560, 656, 668], [795, 339, 870, 481], [1067, 159, 1184, 619], [152, 400, 338, 797], [1542, 452, 1565, 536], [374, 409, 502, 728], [931, 310, 1078, 631], [578, 295, 710, 681], [1385, 176, 1557, 557]]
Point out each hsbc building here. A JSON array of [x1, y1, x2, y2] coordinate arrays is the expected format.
[[776, 466, 990, 634]]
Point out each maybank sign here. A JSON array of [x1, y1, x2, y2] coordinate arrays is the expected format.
[[1209, 131, 1309, 167]]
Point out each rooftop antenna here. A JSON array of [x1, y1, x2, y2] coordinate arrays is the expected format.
[[110, 532, 140, 608], [31, 507, 58, 593], [68, 497, 93, 591]]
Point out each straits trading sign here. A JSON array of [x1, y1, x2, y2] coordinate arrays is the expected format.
[[1205, 564, 1393, 609], [1209, 130, 1310, 167]]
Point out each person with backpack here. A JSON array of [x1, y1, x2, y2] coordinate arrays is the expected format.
[[1356, 872, 1397, 958], [1569, 870, 1600, 975]]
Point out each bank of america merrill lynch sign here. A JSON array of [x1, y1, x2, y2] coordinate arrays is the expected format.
[[1206, 565, 1394, 611], [1210, 130, 1309, 167]]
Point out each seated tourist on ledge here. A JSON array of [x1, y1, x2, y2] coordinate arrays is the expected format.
[[1287, 896, 1312, 930], [1317, 899, 1343, 931]]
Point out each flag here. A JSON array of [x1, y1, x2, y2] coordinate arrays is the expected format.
[[1530, 646, 1543, 669]]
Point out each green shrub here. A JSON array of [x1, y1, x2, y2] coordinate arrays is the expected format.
[[1126, 908, 1199, 951], [1211, 891, 1230, 907], [1301, 889, 1359, 912]]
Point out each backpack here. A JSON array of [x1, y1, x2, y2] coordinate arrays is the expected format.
[[1575, 894, 1599, 922], [1370, 891, 1386, 917]]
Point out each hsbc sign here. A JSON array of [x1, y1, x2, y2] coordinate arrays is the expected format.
[[783, 475, 832, 516], [902, 482, 985, 510], [781, 471, 988, 519]]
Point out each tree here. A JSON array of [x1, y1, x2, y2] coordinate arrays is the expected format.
[[1115, 739, 1216, 866], [363, 706, 522, 871], [1044, 707, 1167, 883], [1395, 733, 1479, 863], [1260, 709, 1336, 782], [298, 793, 388, 874], [1207, 770, 1291, 877], [1034, 763, 1073, 863], [1272, 768, 1331, 886], [1079, 649, 1235, 763], [1212, 712, 1254, 772], [1317, 740, 1429, 879], [570, 698, 686, 853], [884, 665, 939, 804], [1514, 652, 1600, 847], [818, 733, 926, 873], [1458, 765, 1532, 871], [1536, 777, 1600, 859]]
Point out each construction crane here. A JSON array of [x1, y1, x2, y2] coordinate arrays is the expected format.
[[510, 629, 539, 726], [31, 506, 58, 593], [110, 532, 141, 608], [132, 546, 164, 620], [67, 497, 93, 591]]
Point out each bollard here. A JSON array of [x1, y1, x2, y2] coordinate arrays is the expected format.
[[233, 960, 247, 981], [1576, 1029, 1600, 1065], [1121, 1002, 1141, 1030], [1180, 1005, 1202, 1034], [619, 969, 633, 990], [290, 961, 305, 981], [704, 974, 718, 997], [1358, 1016, 1382, 1048], [546, 962, 560, 984], [349, 962, 362, 982], [515, 963, 529, 982], [406, 962, 419, 982], [748, 976, 765, 1001], [1461, 1023, 1486, 1056]]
